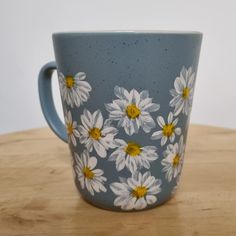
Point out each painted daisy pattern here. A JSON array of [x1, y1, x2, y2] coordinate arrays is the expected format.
[[151, 112, 181, 146], [105, 86, 160, 136], [65, 110, 80, 146], [74, 150, 107, 195], [59, 72, 91, 108], [161, 136, 185, 182], [59, 63, 197, 210], [78, 109, 118, 158], [169, 66, 196, 116], [110, 171, 162, 210], [109, 139, 158, 173]]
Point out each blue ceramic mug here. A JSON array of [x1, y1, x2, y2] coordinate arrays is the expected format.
[[38, 31, 202, 211]]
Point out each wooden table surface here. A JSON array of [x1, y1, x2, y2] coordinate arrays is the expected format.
[[0, 125, 236, 236]]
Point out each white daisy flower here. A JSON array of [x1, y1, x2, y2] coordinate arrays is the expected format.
[[65, 110, 80, 146], [59, 72, 91, 108], [161, 135, 185, 182], [169, 66, 196, 116], [151, 112, 181, 146], [109, 139, 158, 173], [78, 109, 118, 158], [74, 150, 107, 195], [110, 171, 162, 210], [105, 86, 160, 136]]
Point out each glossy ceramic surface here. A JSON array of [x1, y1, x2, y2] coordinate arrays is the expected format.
[[38, 31, 202, 211]]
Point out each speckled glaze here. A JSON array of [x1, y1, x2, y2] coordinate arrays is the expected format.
[[38, 31, 202, 211]]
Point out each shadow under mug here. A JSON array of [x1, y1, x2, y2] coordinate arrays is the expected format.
[[38, 31, 202, 211]]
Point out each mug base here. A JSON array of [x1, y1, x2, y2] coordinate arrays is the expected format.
[[77, 190, 176, 212]]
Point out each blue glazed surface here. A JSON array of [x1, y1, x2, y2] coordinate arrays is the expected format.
[[39, 32, 202, 211]]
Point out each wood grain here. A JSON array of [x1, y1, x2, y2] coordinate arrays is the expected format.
[[0, 125, 236, 236]]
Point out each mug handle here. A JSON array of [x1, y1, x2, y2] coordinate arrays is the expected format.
[[38, 61, 68, 143]]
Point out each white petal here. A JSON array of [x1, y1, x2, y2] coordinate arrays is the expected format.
[[126, 156, 137, 173], [116, 156, 126, 171], [142, 103, 160, 112], [67, 110, 72, 123], [70, 134, 77, 146], [113, 138, 127, 147], [105, 103, 119, 113], [77, 79, 92, 90], [114, 86, 130, 100], [134, 198, 147, 210], [141, 115, 156, 133], [95, 181, 107, 192], [94, 141, 107, 158], [188, 72, 195, 88], [74, 72, 86, 81], [175, 127, 181, 135], [124, 197, 136, 210], [157, 116, 165, 128], [161, 136, 168, 146], [167, 112, 173, 124], [142, 171, 151, 184], [73, 129, 80, 137], [102, 126, 118, 136], [174, 76, 186, 94], [174, 99, 184, 116], [81, 110, 93, 130], [140, 90, 149, 100], [88, 156, 97, 169], [93, 169, 104, 176], [124, 122, 135, 136], [143, 176, 155, 188], [90, 180, 100, 192], [93, 110, 103, 129], [127, 177, 139, 190], [110, 182, 129, 195], [169, 95, 182, 107], [180, 66, 188, 78], [172, 117, 179, 126], [132, 119, 139, 134], [114, 196, 128, 207], [170, 88, 178, 97], [151, 130, 163, 140], [146, 195, 157, 205], [130, 89, 140, 105]]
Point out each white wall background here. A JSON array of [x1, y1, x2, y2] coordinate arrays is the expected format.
[[0, 0, 236, 134]]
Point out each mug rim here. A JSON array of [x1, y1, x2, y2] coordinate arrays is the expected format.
[[53, 30, 202, 37]]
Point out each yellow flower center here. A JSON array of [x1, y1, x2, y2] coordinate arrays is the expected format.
[[182, 87, 190, 99], [65, 76, 75, 89], [126, 104, 141, 119], [125, 142, 141, 157], [162, 124, 175, 137], [66, 123, 74, 135], [89, 128, 101, 140], [173, 154, 180, 167], [132, 186, 147, 199], [83, 166, 94, 179]]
